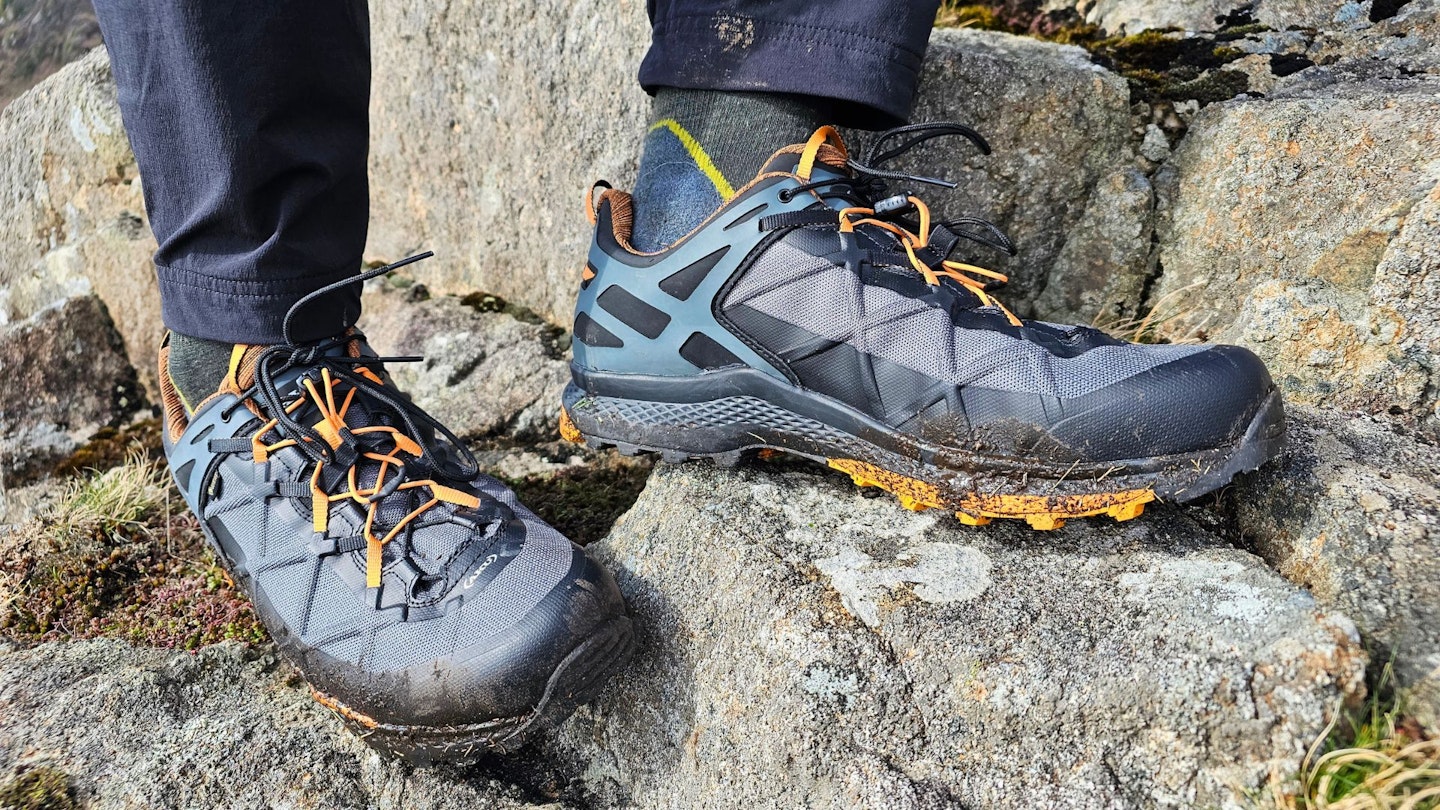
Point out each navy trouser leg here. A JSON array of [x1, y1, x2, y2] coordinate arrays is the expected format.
[[94, 1, 933, 345], [92, 0, 371, 345], [640, 1, 941, 127]]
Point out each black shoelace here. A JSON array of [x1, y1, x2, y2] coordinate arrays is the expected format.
[[217, 253, 486, 587], [774, 121, 1018, 263]]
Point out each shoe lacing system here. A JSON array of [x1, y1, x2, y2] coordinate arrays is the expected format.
[[219, 253, 484, 588], [782, 123, 1023, 327]]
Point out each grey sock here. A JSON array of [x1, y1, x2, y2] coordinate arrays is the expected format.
[[167, 332, 238, 408], [630, 89, 829, 251]]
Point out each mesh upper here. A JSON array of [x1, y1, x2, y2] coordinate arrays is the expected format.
[[191, 358, 577, 674], [725, 238, 1207, 400]]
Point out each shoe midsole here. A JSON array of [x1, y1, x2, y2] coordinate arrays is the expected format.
[[565, 366, 1286, 500]]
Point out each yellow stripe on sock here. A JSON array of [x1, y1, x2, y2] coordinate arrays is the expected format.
[[648, 118, 736, 201], [174, 381, 196, 416]]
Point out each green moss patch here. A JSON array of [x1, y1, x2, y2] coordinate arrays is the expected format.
[[0, 766, 78, 810], [51, 418, 163, 478], [501, 455, 654, 547], [935, 0, 1261, 106], [935, 0, 1098, 40], [1, 458, 266, 650]]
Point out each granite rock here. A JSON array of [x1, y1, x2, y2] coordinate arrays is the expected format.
[[546, 462, 1367, 809], [0, 639, 566, 810], [360, 286, 570, 440], [1153, 75, 1440, 429], [0, 49, 160, 396], [1229, 406, 1440, 729], [0, 295, 142, 484]]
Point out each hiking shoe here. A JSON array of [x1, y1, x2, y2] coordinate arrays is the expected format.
[[160, 256, 633, 763], [562, 125, 1284, 529]]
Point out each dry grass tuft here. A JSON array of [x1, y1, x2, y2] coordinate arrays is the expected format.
[[1257, 666, 1439, 809], [1090, 283, 1213, 344], [43, 450, 169, 543]]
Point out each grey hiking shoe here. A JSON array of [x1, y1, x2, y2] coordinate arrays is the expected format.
[[160, 256, 633, 763], [563, 124, 1284, 529]]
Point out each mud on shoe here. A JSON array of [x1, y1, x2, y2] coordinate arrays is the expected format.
[[563, 125, 1285, 530], [159, 256, 634, 763]]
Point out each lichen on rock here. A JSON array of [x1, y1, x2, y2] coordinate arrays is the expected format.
[[544, 462, 1368, 809]]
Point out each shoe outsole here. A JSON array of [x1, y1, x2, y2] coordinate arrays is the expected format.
[[559, 384, 1285, 530], [312, 614, 636, 765]]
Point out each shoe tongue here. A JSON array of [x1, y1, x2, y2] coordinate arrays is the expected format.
[[250, 337, 460, 575], [221, 344, 268, 395]]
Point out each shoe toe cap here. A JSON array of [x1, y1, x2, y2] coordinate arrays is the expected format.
[[1047, 344, 1278, 462], [302, 541, 628, 731]]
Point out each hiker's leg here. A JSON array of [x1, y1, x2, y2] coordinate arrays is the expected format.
[[93, 0, 371, 353]]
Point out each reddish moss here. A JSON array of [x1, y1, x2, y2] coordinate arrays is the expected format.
[[1, 503, 267, 650]]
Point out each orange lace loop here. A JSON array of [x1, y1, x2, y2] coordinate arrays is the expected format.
[[837, 198, 1023, 327], [796, 125, 849, 181], [252, 367, 480, 587]]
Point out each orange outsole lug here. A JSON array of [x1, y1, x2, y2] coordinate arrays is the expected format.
[[1107, 499, 1148, 521], [558, 408, 584, 444], [828, 457, 1155, 531], [955, 512, 992, 526], [1024, 514, 1066, 531]]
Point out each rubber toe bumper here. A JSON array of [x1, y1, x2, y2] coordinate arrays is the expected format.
[[1046, 344, 1276, 462], [291, 545, 632, 763]]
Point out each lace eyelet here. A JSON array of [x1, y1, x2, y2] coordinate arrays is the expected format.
[[778, 189, 794, 203]]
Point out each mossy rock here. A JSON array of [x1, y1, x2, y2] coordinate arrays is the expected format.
[[503, 455, 653, 547]]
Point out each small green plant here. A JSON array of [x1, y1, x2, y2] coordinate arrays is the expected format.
[[45, 450, 169, 543], [1, 454, 267, 649], [1257, 664, 1439, 809]]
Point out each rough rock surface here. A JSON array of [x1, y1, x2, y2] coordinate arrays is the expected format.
[[0, 296, 142, 483], [894, 29, 1142, 320], [546, 463, 1367, 809], [0, 640, 563, 809], [1229, 406, 1440, 729], [1153, 73, 1440, 429], [364, 0, 652, 326], [1044, 0, 1436, 38], [0, 49, 160, 396], [360, 285, 570, 440]]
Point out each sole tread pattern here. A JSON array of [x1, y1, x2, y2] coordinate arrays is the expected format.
[[560, 405, 1154, 531]]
